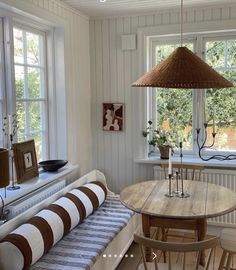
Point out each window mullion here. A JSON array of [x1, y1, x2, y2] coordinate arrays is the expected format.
[[3, 17, 16, 126]]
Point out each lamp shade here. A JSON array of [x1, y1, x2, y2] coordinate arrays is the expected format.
[[132, 47, 233, 89], [0, 148, 9, 188]]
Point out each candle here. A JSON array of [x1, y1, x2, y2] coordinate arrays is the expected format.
[[196, 101, 200, 129], [168, 148, 172, 175], [8, 115, 12, 135], [213, 108, 216, 133]]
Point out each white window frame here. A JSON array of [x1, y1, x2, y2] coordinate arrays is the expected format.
[[148, 31, 236, 157], [13, 22, 49, 160]]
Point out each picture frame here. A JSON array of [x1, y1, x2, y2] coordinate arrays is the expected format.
[[13, 139, 39, 183], [103, 103, 124, 131]]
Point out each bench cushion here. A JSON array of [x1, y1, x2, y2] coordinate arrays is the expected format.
[[0, 181, 107, 270], [30, 195, 133, 270]]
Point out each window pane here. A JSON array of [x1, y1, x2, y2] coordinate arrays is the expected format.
[[206, 40, 225, 68], [13, 28, 24, 64], [16, 102, 26, 134], [15, 65, 25, 99], [227, 40, 236, 67], [26, 32, 40, 65], [14, 26, 47, 160], [156, 43, 193, 62], [157, 89, 193, 149], [155, 42, 194, 149], [205, 39, 236, 151], [29, 101, 41, 131], [206, 70, 236, 150], [28, 67, 40, 98]]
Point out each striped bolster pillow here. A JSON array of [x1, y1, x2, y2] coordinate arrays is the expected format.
[[0, 181, 107, 270]]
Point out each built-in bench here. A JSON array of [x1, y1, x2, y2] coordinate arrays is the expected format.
[[0, 170, 139, 270]]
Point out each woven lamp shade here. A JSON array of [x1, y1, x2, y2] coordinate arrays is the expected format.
[[132, 47, 233, 89]]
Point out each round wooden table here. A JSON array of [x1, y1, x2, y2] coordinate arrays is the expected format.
[[120, 180, 236, 264]]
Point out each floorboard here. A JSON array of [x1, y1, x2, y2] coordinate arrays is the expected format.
[[116, 229, 236, 270]]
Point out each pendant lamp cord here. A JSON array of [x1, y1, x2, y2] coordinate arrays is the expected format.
[[180, 0, 183, 47]]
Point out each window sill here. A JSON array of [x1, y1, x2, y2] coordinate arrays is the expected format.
[[0, 164, 78, 206], [134, 156, 236, 169]]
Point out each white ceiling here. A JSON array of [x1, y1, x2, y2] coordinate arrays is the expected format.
[[60, 0, 236, 17]]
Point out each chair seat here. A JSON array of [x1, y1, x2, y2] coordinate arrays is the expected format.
[[138, 262, 204, 270], [220, 228, 236, 253]]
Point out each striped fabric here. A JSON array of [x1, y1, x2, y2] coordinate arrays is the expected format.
[[0, 181, 107, 270], [30, 195, 134, 270]]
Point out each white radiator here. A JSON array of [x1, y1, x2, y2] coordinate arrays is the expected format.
[[154, 166, 236, 227], [7, 180, 66, 219]]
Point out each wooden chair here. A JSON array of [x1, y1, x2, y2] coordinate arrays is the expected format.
[[218, 228, 236, 270], [159, 164, 205, 245], [160, 164, 205, 181], [134, 230, 219, 270]]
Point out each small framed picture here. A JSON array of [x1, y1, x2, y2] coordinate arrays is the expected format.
[[13, 139, 39, 183], [103, 103, 124, 131]]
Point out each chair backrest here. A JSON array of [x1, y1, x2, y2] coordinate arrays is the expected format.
[[160, 164, 205, 181], [134, 232, 219, 270]]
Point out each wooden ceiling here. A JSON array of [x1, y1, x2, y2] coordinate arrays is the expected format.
[[60, 0, 235, 17]]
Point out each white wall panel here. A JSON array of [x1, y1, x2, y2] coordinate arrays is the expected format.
[[90, 4, 236, 193], [0, 0, 92, 176]]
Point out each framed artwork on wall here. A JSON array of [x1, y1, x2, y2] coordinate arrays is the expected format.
[[103, 103, 124, 131], [13, 139, 39, 183]]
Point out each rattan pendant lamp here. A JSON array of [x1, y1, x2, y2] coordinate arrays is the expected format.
[[132, 0, 233, 89]]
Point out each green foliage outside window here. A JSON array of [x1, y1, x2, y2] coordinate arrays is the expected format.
[[14, 28, 44, 160], [154, 39, 236, 151]]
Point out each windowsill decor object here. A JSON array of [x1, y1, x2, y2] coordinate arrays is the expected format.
[[196, 123, 236, 161], [2, 114, 20, 191], [38, 160, 68, 172], [143, 120, 174, 159], [0, 148, 10, 198], [13, 139, 39, 184]]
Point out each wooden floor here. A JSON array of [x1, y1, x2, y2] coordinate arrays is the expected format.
[[116, 229, 236, 270]]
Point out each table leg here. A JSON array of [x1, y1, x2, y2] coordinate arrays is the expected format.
[[197, 218, 207, 266], [142, 214, 152, 262]]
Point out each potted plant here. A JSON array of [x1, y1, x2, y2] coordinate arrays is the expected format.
[[143, 120, 174, 159]]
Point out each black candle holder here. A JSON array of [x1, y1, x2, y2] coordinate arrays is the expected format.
[[3, 115, 20, 190], [196, 123, 236, 161], [165, 174, 174, 197], [176, 142, 190, 198]]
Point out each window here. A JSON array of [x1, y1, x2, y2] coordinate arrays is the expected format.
[[149, 33, 236, 155], [0, 18, 49, 162], [205, 38, 236, 151], [13, 26, 48, 161]]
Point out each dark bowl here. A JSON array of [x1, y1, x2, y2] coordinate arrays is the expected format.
[[38, 160, 68, 172]]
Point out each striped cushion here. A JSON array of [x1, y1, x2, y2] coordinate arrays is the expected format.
[[31, 195, 134, 270], [0, 181, 107, 270]]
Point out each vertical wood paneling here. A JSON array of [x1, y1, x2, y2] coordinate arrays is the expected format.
[[122, 17, 131, 191], [102, 19, 112, 188], [109, 18, 118, 191], [94, 20, 105, 178], [130, 16, 139, 184], [90, 20, 97, 171], [91, 4, 236, 193], [115, 18, 124, 191], [221, 7, 230, 20], [154, 13, 163, 25]]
